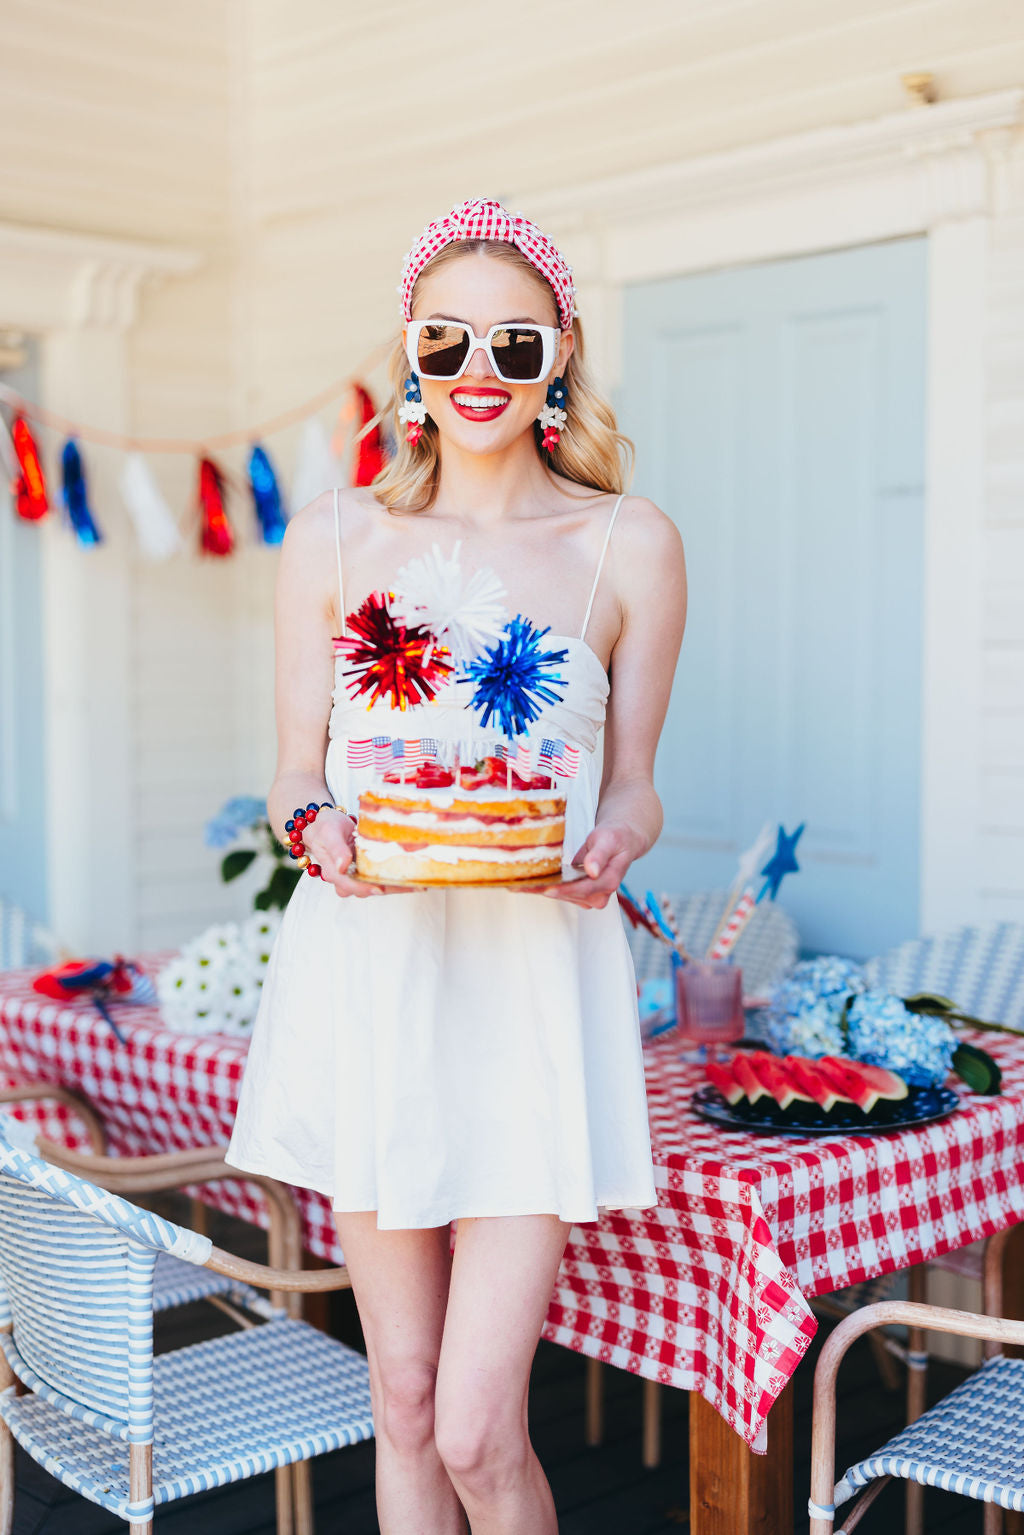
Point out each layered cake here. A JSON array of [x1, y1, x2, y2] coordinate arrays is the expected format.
[[355, 756, 566, 884]]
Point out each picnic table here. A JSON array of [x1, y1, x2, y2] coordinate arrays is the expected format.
[[3, 951, 1024, 1534]]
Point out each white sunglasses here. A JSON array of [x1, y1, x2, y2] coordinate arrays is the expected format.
[[404, 320, 560, 384]]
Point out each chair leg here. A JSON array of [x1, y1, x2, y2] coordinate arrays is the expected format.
[[983, 1499, 1004, 1535], [292, 1460, 315, 1534], [584, 1357, 603, 1446], [0, 1417, 12, 1535], [905, 1265, 928, 1535], [275, 1464, 295, 1535], [128, 1441, 152, 1535], [641, 1379, 661, 1468]]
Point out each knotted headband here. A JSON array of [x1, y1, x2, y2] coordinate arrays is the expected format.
[[398, 197, 578, 332]]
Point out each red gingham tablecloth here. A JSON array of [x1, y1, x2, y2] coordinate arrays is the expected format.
[[2, 954, 1024, 1451]]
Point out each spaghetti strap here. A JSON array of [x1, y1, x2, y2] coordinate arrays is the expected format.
[[579, 492, 625, 642], [333, 487, 346, 635]]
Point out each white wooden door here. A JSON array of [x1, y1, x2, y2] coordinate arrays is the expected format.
[[618, 238, 927, 959]]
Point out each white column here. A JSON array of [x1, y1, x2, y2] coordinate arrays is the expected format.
[[39, 326, 138, 953]]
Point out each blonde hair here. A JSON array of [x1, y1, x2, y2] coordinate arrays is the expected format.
[[372, 241, 633, 513]]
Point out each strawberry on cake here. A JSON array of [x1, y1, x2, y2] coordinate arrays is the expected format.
[[355, 755, 566, 884]]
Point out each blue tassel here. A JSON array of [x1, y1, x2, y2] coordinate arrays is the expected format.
[[248, 443, 288, 544], [60, 438, 102, 545]]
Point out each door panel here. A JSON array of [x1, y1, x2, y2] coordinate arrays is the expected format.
[[619, 239, 926, 959]]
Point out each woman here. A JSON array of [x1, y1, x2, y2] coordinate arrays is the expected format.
[[227, 197, 687, 1534]]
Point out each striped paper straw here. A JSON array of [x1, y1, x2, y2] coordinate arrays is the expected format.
[[708, 889, 756, 960]]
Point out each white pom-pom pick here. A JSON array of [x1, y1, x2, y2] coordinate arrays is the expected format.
[[392, 540, 507, 666], [119, 453, 182, 561]]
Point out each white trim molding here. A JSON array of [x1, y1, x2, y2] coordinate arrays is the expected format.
[[0, 222, 200, 332], [518, 88, 1024, 940]]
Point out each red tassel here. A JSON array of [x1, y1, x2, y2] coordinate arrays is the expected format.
[[11, 416, 49, 520], [197, 457, 234, 555], [350, 384, 386, 487]]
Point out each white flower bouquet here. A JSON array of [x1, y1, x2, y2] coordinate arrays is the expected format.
[[156, 911, 281, 1036]]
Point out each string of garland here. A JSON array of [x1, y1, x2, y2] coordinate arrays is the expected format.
[[0, 340, 391, 559]]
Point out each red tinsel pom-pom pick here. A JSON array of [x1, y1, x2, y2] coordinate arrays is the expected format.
[[11, 415, 49, 520], [197, 456, 234, 556], [334, 591, 453, 710]]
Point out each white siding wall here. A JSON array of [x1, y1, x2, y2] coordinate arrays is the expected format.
[[0, 0, 256, 948]]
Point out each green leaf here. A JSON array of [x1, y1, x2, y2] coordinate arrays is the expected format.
[[221, 848, 257, 883], [903, 993, 958, 1013], [952, 1041, 1002, 1095], [260, 865, 300, 910]]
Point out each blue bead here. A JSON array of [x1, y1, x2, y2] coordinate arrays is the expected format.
[[292, 808, 305, 820], [285, 819, 295, 832], [305, 802, 319, 813]]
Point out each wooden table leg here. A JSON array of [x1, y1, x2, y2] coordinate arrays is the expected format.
[[689, 1382, 793, 1535]]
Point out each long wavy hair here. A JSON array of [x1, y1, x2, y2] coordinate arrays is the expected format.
[[372, 241, 634, 513]]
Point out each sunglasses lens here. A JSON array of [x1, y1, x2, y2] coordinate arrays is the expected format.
[[416, 324, 470, 378], [489, 327, 545, 381]]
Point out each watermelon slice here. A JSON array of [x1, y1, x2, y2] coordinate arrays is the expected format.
[[706, 1060, 744, 1107], [746, 1051, 813, 1113], [819, 1057, 909, 1114], [785, 1056, 848, 1113], [732, 1053, 769, 1105]]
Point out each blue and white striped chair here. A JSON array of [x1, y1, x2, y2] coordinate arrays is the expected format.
[[809, 1226, 1017, 1534], [0, 1116, 373, 1535], [0, 1082, 298, 1331], [624, 887, 800, 1001]]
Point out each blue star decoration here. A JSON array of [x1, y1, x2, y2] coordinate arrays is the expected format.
[[758, 822, 805, 900]]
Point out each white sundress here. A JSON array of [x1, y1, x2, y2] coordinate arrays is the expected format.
[[226, 490, 657, 1230]]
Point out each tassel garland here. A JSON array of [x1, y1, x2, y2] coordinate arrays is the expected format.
[[350, 383, 386, 486], [119, 453, 182, 561]]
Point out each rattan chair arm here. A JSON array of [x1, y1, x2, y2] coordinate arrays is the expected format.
[[809, 1296, 1024, 1533], [204, 1246, 353, 1293], [32, 1141, 235, 1176], [0, 1083, 107, 1154]]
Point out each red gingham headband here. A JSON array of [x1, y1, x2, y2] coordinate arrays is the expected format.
[[398, 197, 578, 332]]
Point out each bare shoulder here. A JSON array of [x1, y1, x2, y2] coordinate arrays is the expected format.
[[282, 485, 379, 554], [609, 494, 686, 600]]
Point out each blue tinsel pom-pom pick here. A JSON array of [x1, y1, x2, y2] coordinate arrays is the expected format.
[[466, 616, 568, 738]]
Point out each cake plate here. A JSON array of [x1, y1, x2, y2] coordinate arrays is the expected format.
[[346, 870, 586, 892]]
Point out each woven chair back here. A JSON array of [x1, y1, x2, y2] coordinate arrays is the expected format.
[[0, 1118, 210, 1437], [864, 922, 1024, 1029]]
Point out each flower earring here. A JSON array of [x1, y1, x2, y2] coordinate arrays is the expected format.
[[399, 371, 428, 446], [537, 376, 568, 452]]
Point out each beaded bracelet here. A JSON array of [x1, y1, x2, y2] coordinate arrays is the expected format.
[[285, 801, 356, 879]]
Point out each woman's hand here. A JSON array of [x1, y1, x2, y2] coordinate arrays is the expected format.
[[539, 822, 641, 909], [302, 810, 377, 898]]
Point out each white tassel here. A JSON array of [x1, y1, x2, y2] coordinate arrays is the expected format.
[[119, 453, 182, 560], [291, 418, 343, 513]]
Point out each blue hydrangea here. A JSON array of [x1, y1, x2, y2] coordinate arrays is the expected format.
[[845, 990, 955, 1087], [761, 999, 846, 1058], [204, 795, 267, 849]]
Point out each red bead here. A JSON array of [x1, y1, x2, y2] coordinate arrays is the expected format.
[[294, 814, 307, 828], [289, 845, 304, 859], [305, 808, 317, 823], [289, 828, 303, 842], [306, 863, 321, 878]]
